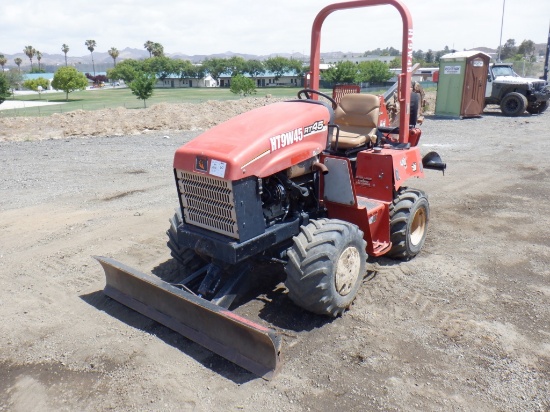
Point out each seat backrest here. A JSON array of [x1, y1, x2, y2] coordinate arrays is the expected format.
[[332, 84, 361, 106], [334, 94, 380, 137]]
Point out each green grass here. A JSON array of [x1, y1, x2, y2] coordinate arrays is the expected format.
[[1, 87, 321, 118]]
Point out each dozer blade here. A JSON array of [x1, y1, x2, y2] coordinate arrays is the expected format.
[[93, 256, 281, 380]]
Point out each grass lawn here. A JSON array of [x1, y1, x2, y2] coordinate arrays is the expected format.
[[1, 87, 318, 118], [1, 85, 429, 118]]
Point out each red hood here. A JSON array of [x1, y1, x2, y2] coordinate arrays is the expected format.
[[173, 101, 331, 180]]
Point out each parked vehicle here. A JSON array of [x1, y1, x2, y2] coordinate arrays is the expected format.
[[485, 63, 549, 116]]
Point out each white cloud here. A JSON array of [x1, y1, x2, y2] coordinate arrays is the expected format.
[[1, 0, 548, 57]]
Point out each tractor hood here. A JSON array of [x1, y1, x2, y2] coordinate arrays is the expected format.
[[173, 101, 331, 180]]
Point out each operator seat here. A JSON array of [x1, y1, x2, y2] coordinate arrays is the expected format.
[[333, 93, 380, 149]]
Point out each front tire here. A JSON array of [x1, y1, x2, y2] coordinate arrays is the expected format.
[[284, 219, 367, 317], [500, 92, 528, 116], [527, 101, 548, 115], [167, 209, 205, 272], [387, 188, 429, 260]]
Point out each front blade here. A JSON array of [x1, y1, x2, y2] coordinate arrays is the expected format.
[[93, 256, 281, 380]]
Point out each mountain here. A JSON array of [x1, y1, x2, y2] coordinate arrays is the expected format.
[[1, 43, 546, 71]]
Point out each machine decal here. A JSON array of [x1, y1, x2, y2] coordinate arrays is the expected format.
[[209, 159, 227, 178], [270, 127, 303, 152], [411, 162, 417, 172], [303, 120, 326, 136], [356, 177, 372, 187], [269, 120, 326, 152], [400, 157, 407, 168], [195, 156, 208, 173]]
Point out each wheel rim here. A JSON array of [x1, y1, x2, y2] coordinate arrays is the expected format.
[[506, 99, 518, 111], [410, 207, 427, 246], [335, 246, 361, 296]]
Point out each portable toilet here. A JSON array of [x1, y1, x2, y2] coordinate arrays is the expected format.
[[435, 51, 490, 117]]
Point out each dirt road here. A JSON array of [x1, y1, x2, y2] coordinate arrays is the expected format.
[[0, 104, 549, 411]]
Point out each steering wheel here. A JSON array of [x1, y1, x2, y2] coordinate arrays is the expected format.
[[297, 88, 338, 109]]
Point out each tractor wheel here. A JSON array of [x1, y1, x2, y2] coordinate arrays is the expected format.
[[167, 209, 205, 272], [284, 219, 367, 317], [526, 101, 548, 115], [387, 188, 429, 260], [500, 92, 528, 116]]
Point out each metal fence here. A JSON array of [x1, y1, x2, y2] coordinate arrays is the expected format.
[[508, 61, 545, 79]]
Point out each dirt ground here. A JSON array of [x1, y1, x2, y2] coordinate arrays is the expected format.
[[0, 94, 549, 412]]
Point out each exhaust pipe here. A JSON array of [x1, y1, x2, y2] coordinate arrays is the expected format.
[[422, 151, 446, 175]]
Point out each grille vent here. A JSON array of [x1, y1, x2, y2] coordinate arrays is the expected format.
[[177, 171, 238, 239]]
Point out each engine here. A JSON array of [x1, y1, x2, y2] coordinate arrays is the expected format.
[[260, 157, 320, 227]]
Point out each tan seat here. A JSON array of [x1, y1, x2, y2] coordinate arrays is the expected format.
[[333, 94, 380, 149]]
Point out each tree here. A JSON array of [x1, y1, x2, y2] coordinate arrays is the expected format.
[[518, 40, 535, 59], [144, 40, 154, 58], [51, 66, 88, 101], [389, 57, 401, 69], [434, 50, 445, 63], [24, 45, 36, 69], [356, 60, 392, 83], [264, 56, 291, 80], [0, 54, 7, 71], [499, 39, 517, 61], [230, 74, 256, 96], [108, 47, 120, 67], [425, 49, 434, 64], [202, 58, 229, 84], [14, 58, 22, 72], [129, 71, 155, 108], [5, 69, 23, 95], [143, 56, 176, 80], [243, 59, 265, 83], [23, 77, 49, 99], [322, 61, 357, 84], [0, 73, 10, 104], [226, 56, 246, 76], [62, 44, 69, 66], [151, 43, 164, 57], [85, 39, 97, 76], [107, 59, 142, 84], [413, 49, 425, 61], [175, 59, 200, 79], [288, 59, 305, 77], [35, 51, 43, 72]]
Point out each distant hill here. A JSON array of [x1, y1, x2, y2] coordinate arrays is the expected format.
[[1, 43, 546, 71]]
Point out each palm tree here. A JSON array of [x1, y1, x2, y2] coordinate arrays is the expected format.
[[108, 47, 119, 67], [14, 57, 22, 72], [61, 44, 69, 66], [0, 55, 7, 71], [144, 40, 154, 58], [36, 51, 42, 71], [85, 39, 97, 76], [151, 42, 164, 57], [24, 45, 36, 69]]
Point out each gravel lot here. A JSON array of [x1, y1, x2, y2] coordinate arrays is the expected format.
[[0, 98, 549, 411]]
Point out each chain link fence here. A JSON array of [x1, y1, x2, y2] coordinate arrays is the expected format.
[[508, 61, 545, 79]]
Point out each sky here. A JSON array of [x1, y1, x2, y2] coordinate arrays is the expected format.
[[1, 0, 549, 58]]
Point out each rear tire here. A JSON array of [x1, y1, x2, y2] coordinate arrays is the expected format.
[[284, 219, 367, 317], [526, 101, 548, 115], [409, 91, 421, 126], [167, 208, 206, 272], [500, 92, 527, 116], [387, 188, 429, 260]]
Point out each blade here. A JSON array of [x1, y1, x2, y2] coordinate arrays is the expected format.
[[93, 256, 281, 380]]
